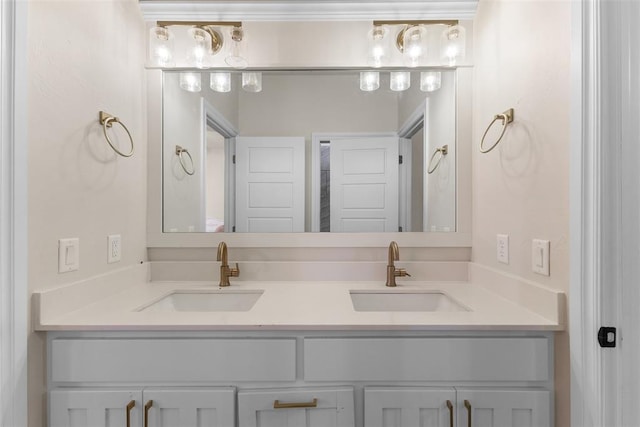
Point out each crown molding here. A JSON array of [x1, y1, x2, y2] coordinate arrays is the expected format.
[[138, 1, 478, 22]]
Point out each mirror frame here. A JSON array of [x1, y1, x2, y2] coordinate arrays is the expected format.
[[147, 67, 472, 247]]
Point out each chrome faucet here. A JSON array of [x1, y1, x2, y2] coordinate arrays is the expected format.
[[386, 241, 410, 287], [217, 242, 240, 287]]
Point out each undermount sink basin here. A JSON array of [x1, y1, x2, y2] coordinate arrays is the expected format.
[[138, 290, 263, 312], [350, 290, 469, 312]]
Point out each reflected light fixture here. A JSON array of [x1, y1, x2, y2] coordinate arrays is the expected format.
[[242, 72, 262, 92], [420, 71, 441, 92], [367, 25, 389, 68], [390, 71, 410, 91], [210, 72, 231, 92], [149, 26, 175, 67], [179, 72, 202, 92], [441, 24, 466, 66], [360, 71, 380, 91], [225, 26, 249, 69]]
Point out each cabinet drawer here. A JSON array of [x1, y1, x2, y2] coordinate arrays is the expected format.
[[51, 338, 296, 383], [304, 337, 549, 382], [238, 387, 355, 427]]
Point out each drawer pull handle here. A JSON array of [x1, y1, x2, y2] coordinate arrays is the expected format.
[[446, 400, 454, 427], [464, 399, 472, 427], [126, 400, 135, 427], [273, 398, 318, 409], [144, 400, 153, 427]]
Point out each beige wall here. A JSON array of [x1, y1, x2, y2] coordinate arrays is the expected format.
[[27, 0, 147, 425], [472, 0, 571, 425]]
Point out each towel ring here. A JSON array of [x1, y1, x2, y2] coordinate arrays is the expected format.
[[175, 145, 195, 175], [427, 144, 448, 174], [480, 108, 514, 153], [99, 111, 134, 157]]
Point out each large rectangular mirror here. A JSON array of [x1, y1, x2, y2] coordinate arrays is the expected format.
[[162, 69, 457, 233]]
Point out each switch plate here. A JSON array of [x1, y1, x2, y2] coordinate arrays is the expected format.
[[58, 238, 79, 273], [497, 234, 509, 264], [108, 234, 121, 264], [532, 239, 550, 276]]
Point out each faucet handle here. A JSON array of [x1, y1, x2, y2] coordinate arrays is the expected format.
[[395, 268, 411, 278], [229, 263, 240, 277]]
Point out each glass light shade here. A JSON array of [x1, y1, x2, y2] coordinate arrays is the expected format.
[[187, 28, 211, 69], [441, 24, 466, 66], [210, 72, 231, 92], [179, 72, 202, 92], [367, 26, 389, 68], [225, 27, 249, 69], [420, 71, 442, 92], [148, 26, 174, 67], [390, 71, 411, 91], [403, 25, 427, 68], [359, 71, 380, 91], [242, 72, 262, 92]]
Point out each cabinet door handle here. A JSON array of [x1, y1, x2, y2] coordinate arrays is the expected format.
[[464, 399, 472, 427], [446, 400, 454, 427], [126, 400, 136, 427], [273, 398, 318, 409], [144, 400, 153, 427]]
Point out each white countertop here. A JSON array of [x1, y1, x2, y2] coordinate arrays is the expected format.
[[34, 273, 563, 331]]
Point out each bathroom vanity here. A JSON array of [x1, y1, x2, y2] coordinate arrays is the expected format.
[[38, 261, 562, 427]]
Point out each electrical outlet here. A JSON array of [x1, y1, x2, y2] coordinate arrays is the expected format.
[[532, 239, 550, 276], [108, 234, 121, 264], [58, 238, 79, 273], [497, 234, 509, 264]]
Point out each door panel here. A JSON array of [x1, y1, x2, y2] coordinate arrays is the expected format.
[[50, 389, 142, 427], [364, 387, 455, 427], [456, 389, 550, 427], [330, 136, 399, 232], [144, 388, 235, 427], [235, 137, 305, 232]]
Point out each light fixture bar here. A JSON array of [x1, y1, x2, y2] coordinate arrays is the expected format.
[[157, 21, 242, 28], [372, 20, 458, 26]]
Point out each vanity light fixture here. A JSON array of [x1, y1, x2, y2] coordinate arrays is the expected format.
[[179, 72, 202, 92], [150, 21, 244, 69], [360, 71, 380, 91], [242, 72, 262, 92], [149, 26, 175, 67], [210, 72, 231, 92], [402, 25, 427, 67], [420, 71, 441, 92], [441, 24, 466, 66], [390, 71, 411, 91], [225, 26, 249, 69], [367, 25, 390, 68]]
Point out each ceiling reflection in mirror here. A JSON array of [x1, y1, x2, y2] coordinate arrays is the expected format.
[[162, 69, 457, 233]]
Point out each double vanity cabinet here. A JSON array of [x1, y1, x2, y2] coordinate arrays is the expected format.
[[48, 331, 553, 427]]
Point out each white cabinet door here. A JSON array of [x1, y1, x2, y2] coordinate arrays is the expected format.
[[50, 389, 142, 427], [330, 136, 399, 232], [235, 136, 306, 232], [364, 387, 456, 427], [144, 388, 235, 427], [238, 387, 355, 427], [456, 389, 551, 427]]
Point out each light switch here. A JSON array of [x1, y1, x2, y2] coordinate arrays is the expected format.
[[58, 238, 79, 273], [532, 239, 550, 276]]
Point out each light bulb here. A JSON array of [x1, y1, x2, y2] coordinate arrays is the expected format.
[[441, 24, 466, 66], [148, 26, 174, 67], [390, 71, 411, 91], [242, 72, 262, 92], [210, 72, 231, 92], [359, 71, 380, 91], [403, 26, 426, 68], [367, 26, 389, 68], [187, 28, 210, 69], [179, 72, 201, 92], [420, 71, 441, 92]]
